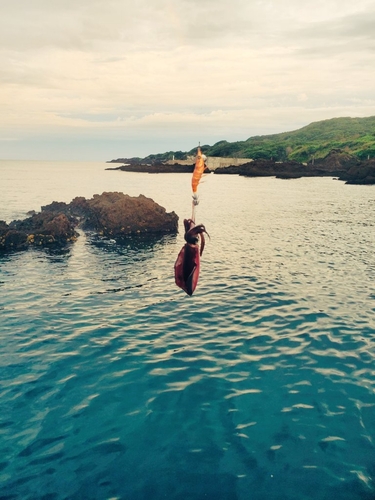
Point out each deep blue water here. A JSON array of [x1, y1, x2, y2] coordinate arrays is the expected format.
[[1, 160, 375, 500]]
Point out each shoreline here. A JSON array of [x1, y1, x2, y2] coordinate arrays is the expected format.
[[105, 156, 375, 185]]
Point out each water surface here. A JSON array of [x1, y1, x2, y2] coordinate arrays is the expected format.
[[1, 161, 375, 499]]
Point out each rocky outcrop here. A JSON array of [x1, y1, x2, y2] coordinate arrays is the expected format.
[[106, 162, 196, 173], [0, 192, 178, 253], [0, 212, 78, 252], [107, 149, 375, 184], [338, 159, 375, 185], [313, 149, 360, 171], [314, 150, 375, 183], [77, 192, 178, 238], [0, 220, 28, 252], [213, 159, 336, 179], [213, 150, 375, 184]]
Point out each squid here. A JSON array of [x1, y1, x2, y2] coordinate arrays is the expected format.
[[174, 145, 209, 295], [174, 218, 209, 296]]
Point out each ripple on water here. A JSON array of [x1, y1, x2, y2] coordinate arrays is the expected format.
[[1, 175, 375, 499]]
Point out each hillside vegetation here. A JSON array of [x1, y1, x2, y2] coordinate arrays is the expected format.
[[143, 116, 375, 164]]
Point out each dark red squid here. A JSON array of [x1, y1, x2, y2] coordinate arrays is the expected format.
[[174, 219, 209, 296]]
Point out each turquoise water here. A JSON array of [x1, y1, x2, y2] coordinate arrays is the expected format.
[[1, 160, 375, 499]]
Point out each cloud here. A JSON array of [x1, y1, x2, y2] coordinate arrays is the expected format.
[[6, 0, 368, 53], [1, 0, 375, 159], [289, 6, 375, 58]]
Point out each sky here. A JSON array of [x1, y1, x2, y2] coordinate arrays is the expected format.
[[1, 0, 375, 161]]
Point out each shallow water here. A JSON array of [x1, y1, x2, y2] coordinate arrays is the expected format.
[[1, 161, 375, 499]]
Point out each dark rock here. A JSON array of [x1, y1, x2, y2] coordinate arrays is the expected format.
[[314, 149, 360, 171], [79, 192, 178, 238], [41, 192, 178, 237], [106, 163, 196, 173], [214, 159, 327, 178], [276, 172, 302, 180], [7, 212, 79, 250], [69, 197, 90, 217], [339, 159, 375, 184], [213, 164, 242, 175], [106, 157, 142, 164], [213, 153, 368, 181], [107, 149, 374, 184], [30, 192, 179, 238], [0, 222, 28, 251], [41, 201, 70, 213], [41, 197, 90, 218], [1, 192, 178, 253]]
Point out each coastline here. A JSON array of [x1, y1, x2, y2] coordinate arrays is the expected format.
[[106, 154, 375, 185]]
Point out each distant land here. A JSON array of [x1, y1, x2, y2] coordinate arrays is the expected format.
[[109, 115, 375, 164], [107, 116, 375, 185]]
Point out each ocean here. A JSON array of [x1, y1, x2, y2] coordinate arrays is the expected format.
[[1, 160, 375, 500]]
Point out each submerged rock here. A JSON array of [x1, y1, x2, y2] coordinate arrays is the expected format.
[[0, 192, 178, 253]]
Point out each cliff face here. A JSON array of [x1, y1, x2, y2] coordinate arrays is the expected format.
[[0, 192, 178, 253]]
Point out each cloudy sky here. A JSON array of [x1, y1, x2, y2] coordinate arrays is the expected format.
[[1, 0, 375, 160]]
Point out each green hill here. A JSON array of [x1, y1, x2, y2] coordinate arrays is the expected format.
[[144, 116, 375, 163]]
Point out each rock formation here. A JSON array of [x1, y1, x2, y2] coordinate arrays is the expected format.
[[106, 162, 196, 173], [338, 159, 375, 184], [0, 192, 178, 253], [213, 150, 375, 184], [213, 159, 337, 179], [0, 212, 78, 252]]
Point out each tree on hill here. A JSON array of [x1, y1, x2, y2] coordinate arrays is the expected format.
[[119, 116, 375, 164]]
